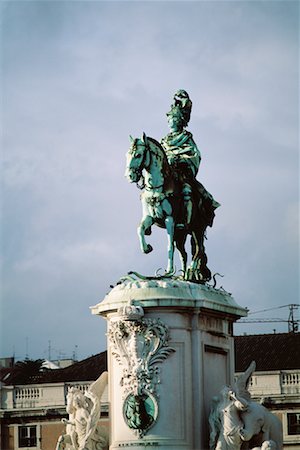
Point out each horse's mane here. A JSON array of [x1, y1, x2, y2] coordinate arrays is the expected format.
[[147, 136, 163, 148], [147, 136, 172, 180]]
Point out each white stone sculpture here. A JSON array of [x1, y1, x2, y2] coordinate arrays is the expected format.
[[251, 441, 277, 450], [209, 362, 283, 450], [55, 371, 108, 450], [108, 301, 175, 436], [209, 387, 248, 450]]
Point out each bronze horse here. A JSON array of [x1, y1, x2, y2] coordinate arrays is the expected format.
[[125, 133, 217, 282]]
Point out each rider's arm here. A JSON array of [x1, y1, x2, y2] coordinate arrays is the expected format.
[[172, 137, 201, 159]]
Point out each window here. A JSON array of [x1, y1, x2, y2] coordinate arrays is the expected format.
[[287, 413, 300, 435], [18, 426, 37, 447]]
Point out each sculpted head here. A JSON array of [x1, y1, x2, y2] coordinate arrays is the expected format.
[[66, 387, 86, 412], [167, 90, 192, 129], [174, 90, 192, 122], [73, 392, 86, 408]]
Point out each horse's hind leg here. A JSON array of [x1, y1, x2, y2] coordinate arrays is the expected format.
[[175, 231, 187, 277], [187, 231, 204, 282], [190, 230, 211, 282], [190, 231, 200, 271], [199, 246, 211, 281]]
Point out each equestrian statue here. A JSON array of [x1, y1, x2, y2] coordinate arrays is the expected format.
[[125, 90, 220, 283]]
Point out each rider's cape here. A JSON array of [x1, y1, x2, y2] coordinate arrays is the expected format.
[[192, 179, 220, 228]]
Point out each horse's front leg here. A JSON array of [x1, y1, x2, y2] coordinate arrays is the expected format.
[[138, 214, 154, 254], [165, 215, 175, 274]]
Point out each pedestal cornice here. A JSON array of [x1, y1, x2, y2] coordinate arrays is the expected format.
[[90, 279, 247, 319]]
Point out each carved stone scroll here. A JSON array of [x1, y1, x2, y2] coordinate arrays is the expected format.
[[108, 301, 175, 436]]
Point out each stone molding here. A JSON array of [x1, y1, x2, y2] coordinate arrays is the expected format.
[[91, 279, 247, 319]]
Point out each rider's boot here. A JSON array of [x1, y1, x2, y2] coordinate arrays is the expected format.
[[176, 184, 192, 230]]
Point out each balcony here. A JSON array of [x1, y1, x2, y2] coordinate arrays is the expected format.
[[248, 370, 300, 398], [1, 381, 108, 411]]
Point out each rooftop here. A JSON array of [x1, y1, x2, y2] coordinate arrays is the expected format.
[[1, 351, 107, 385], [235, 332, 300, 372], [1, 333, 299, 385]]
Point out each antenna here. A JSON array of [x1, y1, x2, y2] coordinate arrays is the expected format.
[[288, 304, 299, 333], [48, 340, 52, 361], [238, 303, 299, 333], [72, 345, 78, 361]]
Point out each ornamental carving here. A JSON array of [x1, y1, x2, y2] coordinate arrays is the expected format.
[[108, 301, 175, 436]]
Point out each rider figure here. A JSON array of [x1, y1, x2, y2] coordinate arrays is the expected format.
[[161, 90, 219, 229]]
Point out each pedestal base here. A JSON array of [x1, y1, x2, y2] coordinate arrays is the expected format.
[[91, 279, 247, 450]]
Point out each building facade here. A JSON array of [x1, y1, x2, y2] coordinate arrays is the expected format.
[[0, 353, 108, 450], [235, 333, 300, 450], [1, 334, 299, 450]]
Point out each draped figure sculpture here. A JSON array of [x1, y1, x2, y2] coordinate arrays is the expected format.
[[55, 372, 108, 450], [125, 90, 220, 283]]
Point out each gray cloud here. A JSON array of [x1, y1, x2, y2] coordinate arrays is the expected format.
[[1, 1, 299, 360]]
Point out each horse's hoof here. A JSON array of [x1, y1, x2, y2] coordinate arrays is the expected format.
[[201, 267, 212, 282], [144, 244, 153, 254], [164, 270, 175, 278]]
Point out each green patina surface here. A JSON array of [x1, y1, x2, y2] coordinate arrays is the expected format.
[[123, 393, 157, 435], [125, 90, 220, 284]]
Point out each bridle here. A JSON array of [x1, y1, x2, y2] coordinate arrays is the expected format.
[[128, 140, 146, 190]]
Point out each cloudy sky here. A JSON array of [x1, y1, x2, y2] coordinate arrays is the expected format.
[[1, 1, 299, 362]]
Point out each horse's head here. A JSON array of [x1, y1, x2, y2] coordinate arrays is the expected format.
[[125, 133, 150, 184]]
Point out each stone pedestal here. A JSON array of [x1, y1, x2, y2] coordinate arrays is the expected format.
[[91, 279, 247, 450]]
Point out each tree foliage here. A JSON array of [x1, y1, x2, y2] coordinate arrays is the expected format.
[[5, 358, 45, 384]]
